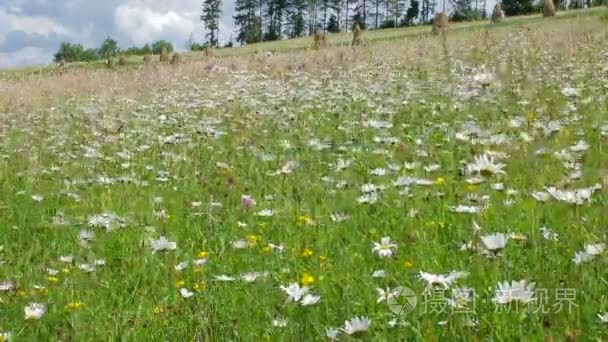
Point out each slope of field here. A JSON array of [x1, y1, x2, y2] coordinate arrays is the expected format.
[[0, 8, 607, 341]]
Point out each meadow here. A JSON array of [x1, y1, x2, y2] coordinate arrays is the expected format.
[[1, 7, 608, 341]]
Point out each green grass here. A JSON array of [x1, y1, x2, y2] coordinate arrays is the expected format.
[[1, 8, 608, 341]]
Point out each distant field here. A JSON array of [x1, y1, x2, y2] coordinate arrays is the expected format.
[[0, 7, 608, 341]]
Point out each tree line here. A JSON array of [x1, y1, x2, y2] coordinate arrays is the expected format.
[[202, 0, 605, 46], [53, 39, 175, 63], [54, 0, 604, 63]]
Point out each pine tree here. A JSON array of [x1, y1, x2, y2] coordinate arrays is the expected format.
[[326, 13, 340, 32], [420, 0, 436, 22], [202, 0, 223, 46], [351, 0, 366, 29], [450, 0, 474, 20], [319, 0, 332, 32], [308, 0, 318, 34], [404, 0, 419, 25], [372, 0, 381, 28], [265, 0, 288, 40], [234, 0, 263, 44], [285, 0, 308, 37], [501, 0, 534, 15], [329, 0, 344, 32]]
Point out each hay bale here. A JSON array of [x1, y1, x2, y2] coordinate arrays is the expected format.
[[311, 31, 327, 50], [143, 54, 152, 64], [118, 56, 127, 66], [491, 4, 506, 23], [202, 46, 214, 57], [170, 52, 181, 65], [431, 13, 449, 35], [352, 24, 364, 46], [543, 0, 556, 17], [160, 48, 169, 62]]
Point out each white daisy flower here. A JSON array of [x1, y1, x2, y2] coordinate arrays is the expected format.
[[342, 316, 371, 335], [240, 272, 262, 283], [492, 280, 535, 304], [545, 185, 600, 205], [376, 287, 400, 303], [300, 294, 321, 306], [465, 154, 506, 176], [256, 209, 274, 217], [24, 303, 47, 320], [357, 192, 379, 204], [540, 227, 559, 241], [268, 243, 285, 252], [492, 183, 505, 191], [179, 288, 194, 298], [449, 205, 481, 214], [370, 168, 388, 176], [175, 261, 189, 271], [531, 191, 551, 202], [326, 327, 340, 340], [0, 281, 14, 291], [371, 270, 386, 278], [272, 317, 288, 327], [78, 230, 94, 241], [573, 243, 605, 264], [0, 332, 11, 341], [149, 236, 177, 253], [372, 236, 397, 258], [480, 233, 508, 252], [280, 283, 309, 302], [330, 212, 350, 222], [424, 164, 441, 172], [78, 263, 96, 273], [59, 255, 73, 263], [418, 271, 469, 289], [213, 275, 236, 282], [232, 239, 248, 249]]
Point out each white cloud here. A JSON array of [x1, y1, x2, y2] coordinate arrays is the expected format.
[[114, 3, 200, 48], [0, 46, 51, 68], [0, 8, 72, 37]]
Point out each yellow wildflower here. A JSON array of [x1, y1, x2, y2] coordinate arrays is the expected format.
[[301, 273, 315, 286], [301, 248, 314, 257], [65, 301, 85, 310]]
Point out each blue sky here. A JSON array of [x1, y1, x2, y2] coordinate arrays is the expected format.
[[0, 0, 236, 68]]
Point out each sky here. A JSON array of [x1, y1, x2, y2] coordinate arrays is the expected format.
[[0, 0, 236, 69]]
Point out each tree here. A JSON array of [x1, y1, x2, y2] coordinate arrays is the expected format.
[[420, 0, 436, 22], [98, 38, 120, 58], [320, 0, 331, 32], [330, 0, 344, 32], [501, 0, 534, 15], [53, 42, 86, 62], [404, 0, 419, 25], [202, 0, 223, 46], [351, 0, 366, 29], [450, 0, 475, 20], [285, 0, 308, 37], [81, 48, 99, 61], [234, 0, 263, 44], [372, 0, 382, 28], [308, 0, 320, 34], [151, 40, 174, 54], [264, 0, 288, 40], [327, 13, 340, 32]]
